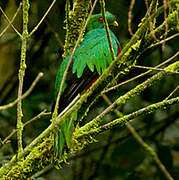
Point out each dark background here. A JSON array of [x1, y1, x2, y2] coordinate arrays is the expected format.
[[0, 0, 178, 179]]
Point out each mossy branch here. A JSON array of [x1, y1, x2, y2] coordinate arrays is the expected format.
[[77, 1, 178, 121], [0, 0, 178, 178], [16, 0, 30, 157], [102, 95, 174, 180], [100, 0, 115, 59], [63, 0, 92, 58], [73, 60, 179, 138], [74, 96, 179, 142]]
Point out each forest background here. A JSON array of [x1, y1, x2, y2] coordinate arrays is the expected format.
[[0, 0, 178, 179]]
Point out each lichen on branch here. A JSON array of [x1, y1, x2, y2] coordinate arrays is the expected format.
[[63, 0, 92, 58], [0, 0, 178, 178]]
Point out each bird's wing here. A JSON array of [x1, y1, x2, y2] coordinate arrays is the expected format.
[[72, 28, 120, 77], [54, 28, 120, 112]]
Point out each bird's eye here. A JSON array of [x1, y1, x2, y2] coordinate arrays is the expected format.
[[98, 17, 103, 23]]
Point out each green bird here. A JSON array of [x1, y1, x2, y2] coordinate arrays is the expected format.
[[53, 11, 121, 158]]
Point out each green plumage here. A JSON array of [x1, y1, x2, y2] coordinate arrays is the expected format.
[[55, 28, 120, 98], [53, 12, 121, 158]]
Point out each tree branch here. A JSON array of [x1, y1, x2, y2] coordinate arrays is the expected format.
[[0, 3, 22, 37], [74, 60, 179, 137], [0, 5, 22, 38], [0, 72, 43, 111], [0, 110, 51, 149], [0, 1, 178, 178], [63, 0, 92, 57], [102, 94, 174, 180], [75, 96, 179, 141], [16, 0, 30, 156], [28, 0, 56, 37]]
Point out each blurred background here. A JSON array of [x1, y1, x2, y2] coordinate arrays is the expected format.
[[0, 0, 178, 179]]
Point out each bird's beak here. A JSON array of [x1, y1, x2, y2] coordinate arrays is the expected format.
[[110, 21, 118, 27]]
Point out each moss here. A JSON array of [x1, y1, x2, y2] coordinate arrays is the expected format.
[[4, 137, 53, 179], [22, 0, 30, 33], [63, 0, 92, 58], [1, 2, 178, 178]]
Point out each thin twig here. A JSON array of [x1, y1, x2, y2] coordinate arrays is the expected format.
[[75, 96, 179, 139], [0, 3, 22, 37], [165, 85, 179, 100], [57, 94, 80, 119], [24, 111, 51, 127], [0, 110, 51, 149], [162, 0, 168, 52], [52, 0, 98, 122], [0, 6, 22, 38], [103, 51, 179, 93], [148, 33, 179, 49], [29, 0, 56, 37], [134, 65, 179, 74], [126, 122, 174, 180], [102, 94, 174, 180], [16, 0, 30, 155], [0, 72, 43, 111], [144, 0, 149, 9], [0, 3, 177, 175], [75, 61, 179, 135], [147, 0, 158, 40], [100, 0, 115, 59], [128, 0, 135, 36], [0, 130, 16, 147]]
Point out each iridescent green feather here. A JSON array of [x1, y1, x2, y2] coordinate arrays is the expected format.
[[55, 28, 120, 99], [72, 28, 120, 78], [54, 58, 68, 99], [53, 12, 121, 159]]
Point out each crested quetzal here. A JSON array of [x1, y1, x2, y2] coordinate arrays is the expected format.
[[53, 11, 121, 157]]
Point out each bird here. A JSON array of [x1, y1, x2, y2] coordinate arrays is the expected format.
[[53, 11, 121, 158]]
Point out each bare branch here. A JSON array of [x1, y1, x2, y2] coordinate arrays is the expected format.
[[103, 51, 179, 93], [102, 94, 174, 180], [0, 5, 22, 38], [29, 0, 56, 37], [165, 85, 179, 100], [0, 3, 22, 37], [0, 110, 51, 149], [134, 64, 179, 74], [128, 0, 135, 36], [148, 33, 179, 49], [0, 72, 43, 111]]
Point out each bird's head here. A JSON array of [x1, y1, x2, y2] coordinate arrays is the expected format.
[[87, 11, 118, 31]]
